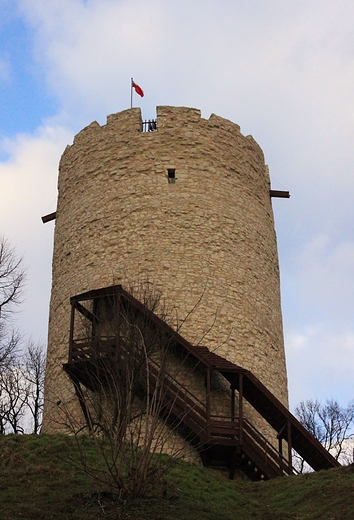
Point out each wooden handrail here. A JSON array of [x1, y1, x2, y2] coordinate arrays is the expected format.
[[65, 286, 339, 478]]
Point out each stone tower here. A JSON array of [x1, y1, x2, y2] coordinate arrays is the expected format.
[[42, 106, 288, 434]]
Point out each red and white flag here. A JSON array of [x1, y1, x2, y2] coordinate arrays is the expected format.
[[132, 80, 144, 97]]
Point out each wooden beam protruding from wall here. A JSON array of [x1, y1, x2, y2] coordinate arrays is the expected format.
[[270, 190, 290, 199], [41, 212, 57, 223]]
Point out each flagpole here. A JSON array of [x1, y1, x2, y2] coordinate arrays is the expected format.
[[130, 77, 133, 109]]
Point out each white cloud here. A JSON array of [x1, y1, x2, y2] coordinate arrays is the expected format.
[[286, 326, 354, 409], [3, 0, 354, 406], [282, 232, 354, 408], [0, 123, 72, 341], [291, 234, 354, 325], [1, 124, 70, 226], [16, 0, 354, 133], [17, 0, 168, 121]]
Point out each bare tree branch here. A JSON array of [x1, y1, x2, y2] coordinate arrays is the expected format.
[[59, 285, 201, 499], [0, 236, 26, 321], [23, 341, 46, 434], [0, 363, 28, 434], [295, 398, 354, 467], [0, 323, 21, 371]]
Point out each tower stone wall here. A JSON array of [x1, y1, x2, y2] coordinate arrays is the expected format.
[[42, 106, 288, 432]]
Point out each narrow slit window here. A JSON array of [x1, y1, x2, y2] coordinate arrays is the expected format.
[[167, 168, 176, 184]]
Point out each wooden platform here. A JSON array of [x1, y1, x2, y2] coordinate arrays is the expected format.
[[63, 285, 340, 481]]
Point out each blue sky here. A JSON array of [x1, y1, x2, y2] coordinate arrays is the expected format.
[[1, 0, 354, 410], [0, 6, 53, 139]]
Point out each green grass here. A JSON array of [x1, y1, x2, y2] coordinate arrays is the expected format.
[[0, 434, 353, 519]]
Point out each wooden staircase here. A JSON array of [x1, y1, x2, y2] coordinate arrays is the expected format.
[[63, 285, 340, 481]]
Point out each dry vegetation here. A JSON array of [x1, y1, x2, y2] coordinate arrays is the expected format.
[[0, 434, 353, 520]]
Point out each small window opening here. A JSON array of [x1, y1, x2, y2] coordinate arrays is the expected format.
[[167, 168, 176, 184]]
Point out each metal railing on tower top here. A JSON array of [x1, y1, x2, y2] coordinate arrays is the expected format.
[[142, 120, 157, 132]]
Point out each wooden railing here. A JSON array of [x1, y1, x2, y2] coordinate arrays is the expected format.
[[242, 420, 292, 476], [147, 357, 293, 477], [67, 335, 296, 477], [69, 336, 118, 362], [65, 285, 341, 479]]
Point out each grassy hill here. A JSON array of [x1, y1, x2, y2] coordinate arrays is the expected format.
[[0, 434, 353, 520]]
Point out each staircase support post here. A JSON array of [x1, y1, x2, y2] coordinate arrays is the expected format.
[[231, 387, 235, 421], [72, 376, 94, 434], [206, 368, 211, 440], [287, 420, 293, 473], [69, 301, 75, 363], [115, 289, 121, 348], [278, 437, 283, 458], [239, 373, 243, 445]]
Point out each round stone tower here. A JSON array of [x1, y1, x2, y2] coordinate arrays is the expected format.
[[42, 106, 288, 432]]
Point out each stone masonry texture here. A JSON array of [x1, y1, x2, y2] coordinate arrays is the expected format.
[[42, 106, 289, 433]]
